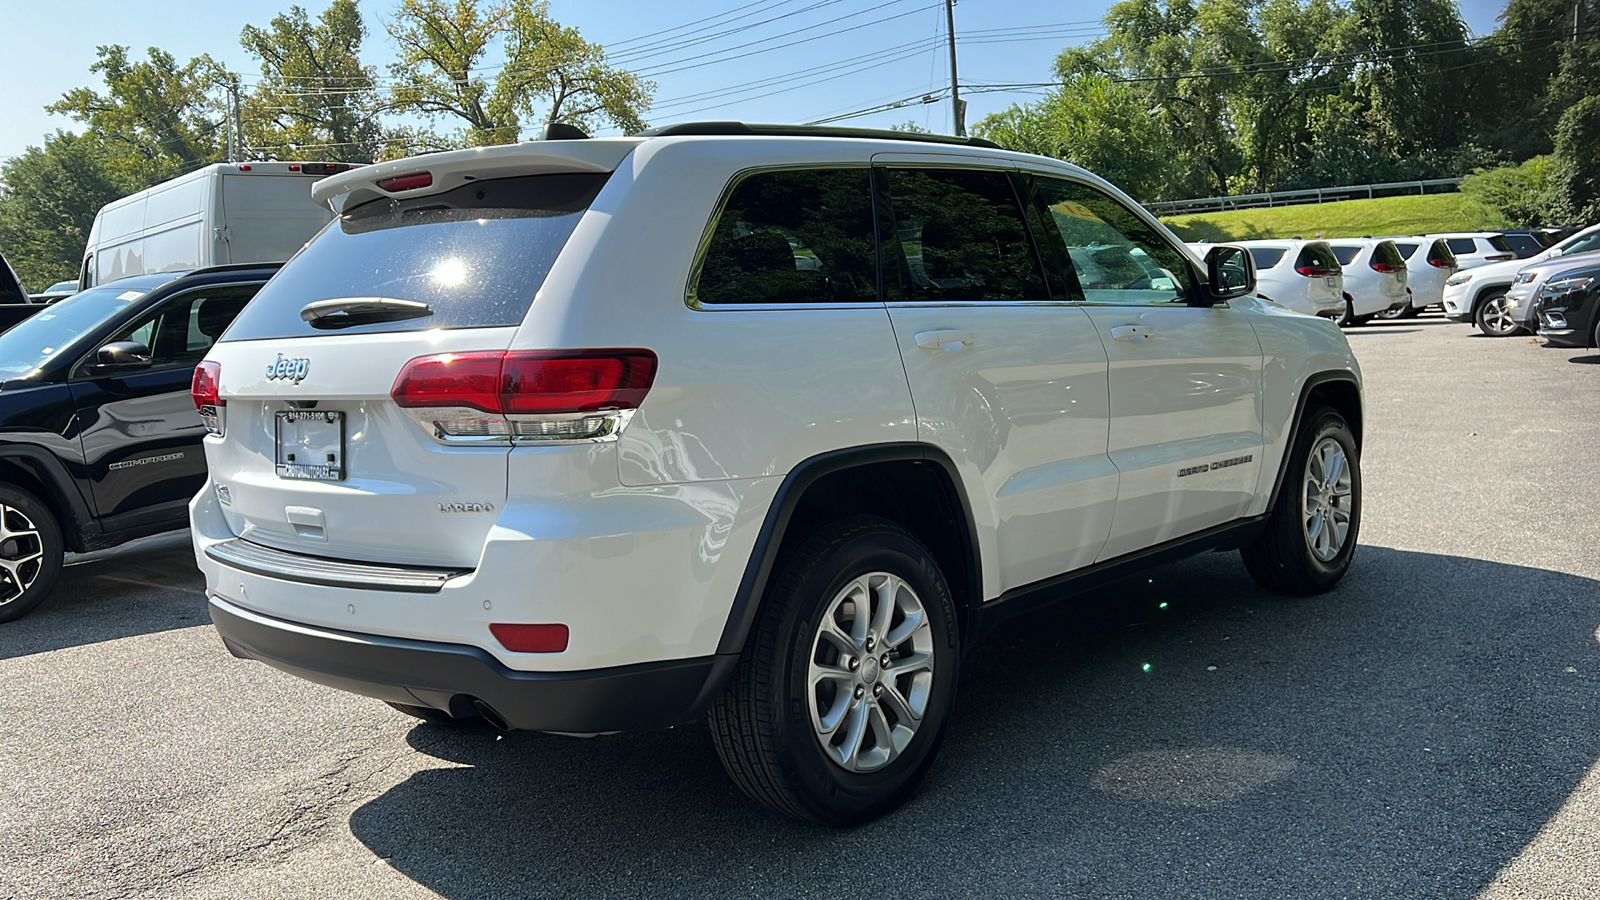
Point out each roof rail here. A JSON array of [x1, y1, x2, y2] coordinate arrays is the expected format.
[[634, 121, 1002, 150]]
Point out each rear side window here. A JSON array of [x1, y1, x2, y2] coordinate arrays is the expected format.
[[1500, 233, 1543, 257], [1296, 243, 1341, 273], [1446, 238, 1477, 255], [881, 168, 1047, 303], [692, 168, 876, 305], [1392, 242, 1419, 260], [1331, 246, 1362, 266], [1248, 248, 1287, 270], [222, 172, 608, 341], [1488, 235, 1515, 253]]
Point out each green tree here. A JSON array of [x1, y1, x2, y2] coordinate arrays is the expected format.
[[1553, 95, 1600, 222], [0, 132, 138, 288], [47, 45, 227, 184], [974, 74, 1175, 201], [239, 0, 385, 162], [1459, 155, 1562, 226], [386, 0, 652, 146]]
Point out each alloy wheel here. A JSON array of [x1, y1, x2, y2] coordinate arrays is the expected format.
[[1480, 296, 1517, 336], [1302, 437, 1354, 562], [807, 572, 935, 773], [0, 504, 45, 605]]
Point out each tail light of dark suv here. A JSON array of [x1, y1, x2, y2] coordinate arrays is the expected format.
[[391, 349, 658, 443], [191, 361, 224, 436]]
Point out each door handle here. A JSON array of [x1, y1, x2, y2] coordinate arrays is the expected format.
[[914, 330, 975, 352], [1110, 325, 1154, 344]]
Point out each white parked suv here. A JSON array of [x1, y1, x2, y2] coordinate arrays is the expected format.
[[1326, 239, 1409, 325], [1426, 232, 1518, 270], [1188, 240, 1344, 319], [1376, 237, 1457, 317], [1443, 223, 1600, 336], [190, 124, 1365, 826]]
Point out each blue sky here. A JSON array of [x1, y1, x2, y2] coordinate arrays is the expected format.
[[0, 0, 1509, 164]]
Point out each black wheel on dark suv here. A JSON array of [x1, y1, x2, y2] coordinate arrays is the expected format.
[[708, 516, 960, 826], [1241, 406, 1361, 595], [0, 483, 65, 623]]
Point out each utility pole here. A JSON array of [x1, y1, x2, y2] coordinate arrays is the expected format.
[[228, 75, 243, 162], [944, 0, 964, 136]]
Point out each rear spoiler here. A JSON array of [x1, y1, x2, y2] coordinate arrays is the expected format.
[[311, 140, 643, 213]]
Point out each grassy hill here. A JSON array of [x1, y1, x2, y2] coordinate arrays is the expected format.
[[1161, 193, 1506, 242]]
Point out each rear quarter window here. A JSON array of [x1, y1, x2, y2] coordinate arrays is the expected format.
[[692, 168, 876, 305], [1392, 242, 1419, 260], [1330, 246, 1362, 266], [1247, 248, 1287, 270], [221, 172, 609, 341], [1446, 238, 1477, 255]]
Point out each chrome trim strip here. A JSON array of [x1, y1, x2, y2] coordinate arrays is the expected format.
[[205, 539, 467, 594]]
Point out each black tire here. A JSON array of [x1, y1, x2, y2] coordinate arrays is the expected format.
[[385, 701, 480, 726], [1241, 407, 1361, 595], [0, 484, 65, 624], [1337, 298, 1357, 327], [1474, 290, 1519, 336], [708, 516, 960, 826]]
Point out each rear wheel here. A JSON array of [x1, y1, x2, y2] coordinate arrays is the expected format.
[[1242, 407, 1360, 595], [708, 516, 959, 826], [0, 485, 64, 624], [1475, 291, 1519, 336]]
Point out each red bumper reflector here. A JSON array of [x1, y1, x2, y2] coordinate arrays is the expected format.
[[490, 623, 569, 653]]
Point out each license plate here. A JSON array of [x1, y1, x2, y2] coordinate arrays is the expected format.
[[1325, 276, 1338, 289], [275, 410, 344, 481]]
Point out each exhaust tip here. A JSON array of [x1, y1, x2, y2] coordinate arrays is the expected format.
[[470, 699, 511, 732]]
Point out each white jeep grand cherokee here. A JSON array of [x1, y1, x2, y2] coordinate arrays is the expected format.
[[190, 123, 1363, 826]]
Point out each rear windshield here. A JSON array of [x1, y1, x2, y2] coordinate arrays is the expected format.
[[1373, 241, 1405, 268], [1426, 240, 1456, 267], [1330, 246, 1361, 266], [1247, 248, 1287, 270], [222, 172, 610, 341], [1296, 243, 1340, 272], [1499, 233, 1543, 257]]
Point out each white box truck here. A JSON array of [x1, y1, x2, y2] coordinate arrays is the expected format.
[[78, 161, 358, 289]]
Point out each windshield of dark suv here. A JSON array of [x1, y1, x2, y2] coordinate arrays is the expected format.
[[0, 274, 174, 380], [222, 171, 611, 341]]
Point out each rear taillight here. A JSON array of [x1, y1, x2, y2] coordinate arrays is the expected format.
[[1428, 258, 1454, 269], [1370, 262, 1404, 273], [191, 361, 224, 436], [1485, 253, 1515, 262], [1296, 265, 1339, 277], [391, 349, 657, 443]]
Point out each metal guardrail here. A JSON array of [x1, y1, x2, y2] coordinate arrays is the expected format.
[[1145, 178, 1464, 215]]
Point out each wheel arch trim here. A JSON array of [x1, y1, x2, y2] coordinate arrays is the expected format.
[[1266, 371, 1362, 516], [714, 442, 982, 657], [0, 444, 95, 549]]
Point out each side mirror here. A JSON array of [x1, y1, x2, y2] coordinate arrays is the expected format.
[[94, 341, 153, 372], [1204, 245, 1256, 302]]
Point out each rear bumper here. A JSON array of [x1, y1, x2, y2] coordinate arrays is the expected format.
[[210, 595, 735, 732]]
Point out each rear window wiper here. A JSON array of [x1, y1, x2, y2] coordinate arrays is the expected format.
[[300, 297, 433, 329]]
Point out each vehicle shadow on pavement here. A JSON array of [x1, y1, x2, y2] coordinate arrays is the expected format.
[[1567, 353, 1600, 365], [0, 530, 206, 661], [350, 547, 1600, 900]]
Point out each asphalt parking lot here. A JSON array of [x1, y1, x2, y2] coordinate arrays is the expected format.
[[3, 314, 1598, 900]]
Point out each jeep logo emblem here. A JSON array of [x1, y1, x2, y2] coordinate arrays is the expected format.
[[266, 354, 310, 384]]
